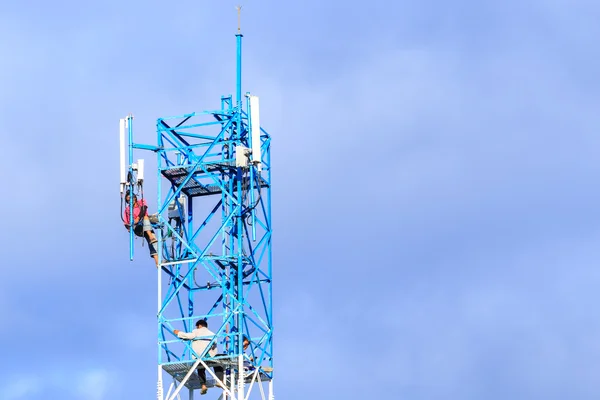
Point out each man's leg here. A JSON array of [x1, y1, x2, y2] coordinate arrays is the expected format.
[[140, 218, 159, 266], [213, 365, 225, 389], [143, 235, 159, 267], [197, 367, 208, 394], [142, 216, 157, 243], [133, 224, 144, 237]]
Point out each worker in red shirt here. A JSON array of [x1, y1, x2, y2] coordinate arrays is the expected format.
[[124, 191, 159, 266]]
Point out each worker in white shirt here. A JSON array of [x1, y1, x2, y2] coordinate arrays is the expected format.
[[175, 320, 224, 395]]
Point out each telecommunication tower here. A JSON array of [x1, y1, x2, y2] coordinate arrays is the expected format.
[[119, 12, 273, 400]]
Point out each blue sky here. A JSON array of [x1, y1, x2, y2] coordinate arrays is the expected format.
[[1, 0, 600, 399]]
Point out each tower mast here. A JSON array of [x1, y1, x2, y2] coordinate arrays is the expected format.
[[121, 11, 274, 400]]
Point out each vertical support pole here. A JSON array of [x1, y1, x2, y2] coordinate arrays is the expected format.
[[127, 115, 135, 261], [188, 387, 193, 400], [222, 142, 230, 355], [230, 369, 236, 400], [220, 99, 227, 259], [157, 122, 164, 400], [236, 168, 245, 400], [235, 6, 243, 108], [268, 379, 274, 400], [220, 96, 231, 354], [235, 16, 246, 398], [236, 32, 243, 107], [234, 30, 244, 375], [157, 365, 164, 400], [187, 196, 194, 333], [238, 354, 244, 400], [267, 145, 273, 371]]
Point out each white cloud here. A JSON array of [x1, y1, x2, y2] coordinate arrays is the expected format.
[[76, 369, 111, 400], [362, 230, 600, 396], [1, 367, 118, 400], [1, 377, 41, 400], [113, 311, 156, 352]]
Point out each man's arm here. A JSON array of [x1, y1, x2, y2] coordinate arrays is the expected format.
[[139, 200, 148, 219], [174, 329, 197, 340], [124, 209, 131, 230], [124, 205, 142, 227]]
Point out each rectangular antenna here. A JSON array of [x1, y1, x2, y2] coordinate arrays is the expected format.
[[119, 118, 126, 192], [168, 195, 187, 220], [137, 159, 145, 183], [249, 95, 262, 170], [236, 145, 250, 167]]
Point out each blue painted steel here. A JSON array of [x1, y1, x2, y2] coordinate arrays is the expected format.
[[127, 115, 134, 261], [236, 33, 243, 106], [132, 144, 160, 151], [126, 31, 274, 390]]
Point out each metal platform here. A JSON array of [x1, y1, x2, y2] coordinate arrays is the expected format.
[[162, 360, 272, 390], [161, 165, 269, 197]]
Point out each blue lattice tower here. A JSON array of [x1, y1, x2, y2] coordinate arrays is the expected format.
[[120, 23, 273, 400]]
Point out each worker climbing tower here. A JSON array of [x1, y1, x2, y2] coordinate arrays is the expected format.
[[119, 11, 273, 400]]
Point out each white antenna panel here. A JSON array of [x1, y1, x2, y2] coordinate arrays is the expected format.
[[119, 118, 126, 191], [249, 95, 262, 170], [137, 159, 145, 182], [168, 195, 187, 220]]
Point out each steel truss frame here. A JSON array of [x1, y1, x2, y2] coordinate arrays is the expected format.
[[124, 32, 273, 400]]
